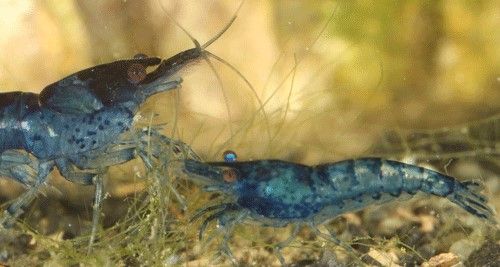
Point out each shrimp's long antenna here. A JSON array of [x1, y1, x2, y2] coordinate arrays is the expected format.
[[209, 2, 342, 154], [200, 3, 241, 50], [161, 1, 242, 50], [159, 1, 272, 142]]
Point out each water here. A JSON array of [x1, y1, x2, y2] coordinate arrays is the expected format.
[[0, 1, 498, 265]]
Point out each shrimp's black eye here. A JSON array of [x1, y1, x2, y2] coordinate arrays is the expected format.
[[223, 150, 237, 162], [127, 63, 146, 84]]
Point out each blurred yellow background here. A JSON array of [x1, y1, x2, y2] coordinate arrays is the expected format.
[[0, 0, 498, 165], [0, 1, 497, 160]]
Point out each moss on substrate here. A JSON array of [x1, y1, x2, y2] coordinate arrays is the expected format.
[[465, 240, 500, 267], [1, 136, 498, 266]]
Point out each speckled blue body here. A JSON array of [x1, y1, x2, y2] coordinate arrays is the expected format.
[[183, 157, 495, 264], [1, 93, 132, 161], [184, 158, 495, 227]]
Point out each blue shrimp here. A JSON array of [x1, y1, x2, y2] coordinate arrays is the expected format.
[[182, 156, 496, 265], [0, 55, 198, 249], [0, 7, 242, 251]]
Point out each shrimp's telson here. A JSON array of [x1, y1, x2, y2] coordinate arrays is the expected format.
[[183, 158, 496, 264]]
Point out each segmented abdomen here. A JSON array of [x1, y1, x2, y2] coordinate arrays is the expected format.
[[0, 92, 39, 152], [312, 158, 494, 223], [315, 158, 448, 198]]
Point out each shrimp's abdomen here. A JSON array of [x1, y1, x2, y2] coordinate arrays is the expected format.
[[312, 158, 494, 223], [0, 92, 39, 152]]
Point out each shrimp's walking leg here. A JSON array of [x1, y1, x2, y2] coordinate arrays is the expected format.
[[309, 223, 356, 255], [310, 225, 371, 266], [88, 173, 103, 254], [274, 224, 300, 265], [216, 210, 249, 265], [217, 215, 238, 265], [1, 151, 37, 227], [191, 208, 234, 264], [0, 150, 37, 186], [59, 147, 138, 253], [64, 146, 140, 253], [190, 203, 230, 239], [1, 160, 54, 228], [190, 204, 244, 265], [59, 146, 137, 253], [54, 158, 106, 252], [65, 130, 195, 250]]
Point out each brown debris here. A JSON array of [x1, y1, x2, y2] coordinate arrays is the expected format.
[[422, 252, 460, 267]]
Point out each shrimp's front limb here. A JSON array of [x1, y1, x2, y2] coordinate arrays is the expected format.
[[1, 150, 38, 187], [190, 203, 231, 239], [1, 160, 54, 228], [190, 203, 246, 265]]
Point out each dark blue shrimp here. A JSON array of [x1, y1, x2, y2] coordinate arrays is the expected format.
[[0, 9, 244, 251], [182, 157, 496, 264], [0, 52, 202, 248]]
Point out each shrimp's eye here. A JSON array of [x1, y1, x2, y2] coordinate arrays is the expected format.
[[223, 150, 237, 162], [127, 63, 147, 84], [222, 168, 238, 183]]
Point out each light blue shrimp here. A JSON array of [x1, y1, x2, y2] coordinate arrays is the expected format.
[[182, 156, 496, 265]]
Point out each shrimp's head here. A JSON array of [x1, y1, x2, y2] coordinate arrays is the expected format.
[[182, 159, 241, 194], [39, 49, 202, 114]]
